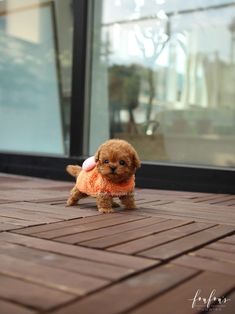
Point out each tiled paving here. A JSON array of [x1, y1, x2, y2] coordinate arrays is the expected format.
[[0, 173, 234, 314]]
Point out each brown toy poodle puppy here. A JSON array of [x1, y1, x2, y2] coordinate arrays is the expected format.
[[66, 139, 141, 213]]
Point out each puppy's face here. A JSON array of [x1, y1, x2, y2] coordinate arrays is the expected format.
[[95, 139, 140, 183]]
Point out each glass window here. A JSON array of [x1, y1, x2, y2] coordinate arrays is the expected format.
[[89, 0, 235, 168], [0, 0, 73, 155]]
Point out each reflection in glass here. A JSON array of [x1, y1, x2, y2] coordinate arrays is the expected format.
[[0, 0, 73, 155], [90, 0, 235, 167]]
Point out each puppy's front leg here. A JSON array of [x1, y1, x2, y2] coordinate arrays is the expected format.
[[120, 192, 137, 210], [96, 193, 113, 213]]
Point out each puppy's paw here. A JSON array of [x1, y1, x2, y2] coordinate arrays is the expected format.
[[66, 198, 77, 206], [98, 207, 114, 214]]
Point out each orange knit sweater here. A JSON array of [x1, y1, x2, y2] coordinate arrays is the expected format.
[[76, 167, 135, 197]]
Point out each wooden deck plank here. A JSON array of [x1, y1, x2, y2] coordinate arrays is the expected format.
[[140, 201, 235, 219], [214, 199, 235, 206], [0, 254, 108, 295], [81, 219, 193, 249], [0, 300, 36, 314], [29, 214, 147, 239], [0, 222, 25, 231], [0, 216, 45, 227], [129, 271, 235, 314], [138, 225, 235, 260], [220, 235, 235, 245], [14, 213, 129, 235], [210, 196, 235, 205], [206, 242, 235, 253], [173, 254, 235, 275], [0, 189, 68, 202], [139, 204, 235, 220], [55, 217, 166, 244], [0, 205, 61, 223], [192, 194, 232, 203], [0, 232, 157, 270], [0, 273, 75, 310], [1, 202, 98, 219], [109, 222, 215, 254], [0, 241, 136, 281], [49, 265, 199, 314], [0, 199, 21, 204], [136, 208, 235, 225], [136, 199, 172, 206], [193, 248, 235, 264], [0, 175, 29, 183], [138, 188, 210, 198]]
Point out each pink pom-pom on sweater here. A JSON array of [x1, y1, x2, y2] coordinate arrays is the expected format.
[[82, 156, 96, 172]]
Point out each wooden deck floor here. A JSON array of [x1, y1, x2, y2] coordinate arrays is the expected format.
[[0, 173, 234, 314]]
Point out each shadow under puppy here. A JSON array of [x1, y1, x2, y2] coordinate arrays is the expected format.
[[66, 139, 141, 213]]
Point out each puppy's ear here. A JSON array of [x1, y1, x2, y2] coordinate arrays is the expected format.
[[132, 150, 141, 169], [95, 148, 100, 163]]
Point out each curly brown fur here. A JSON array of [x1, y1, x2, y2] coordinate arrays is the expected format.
[[96, 193, 113, 213], [66, 165, 82, 177], [119, 193, 137, 210], [66, 139, 140, 213], [66, 166, 87, 206], [66, 186, 87, 206]]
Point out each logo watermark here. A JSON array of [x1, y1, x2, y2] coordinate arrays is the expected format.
[[188, 289, 231, 311]]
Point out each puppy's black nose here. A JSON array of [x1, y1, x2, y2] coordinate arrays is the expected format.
[[110, 166, 117, 173]]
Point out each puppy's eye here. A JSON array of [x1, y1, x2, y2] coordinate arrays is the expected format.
[[103, 159, 109, 164], [119, 160, 126, 166]]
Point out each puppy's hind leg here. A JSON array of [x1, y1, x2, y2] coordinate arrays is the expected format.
[[67, 186, 87, 206]]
